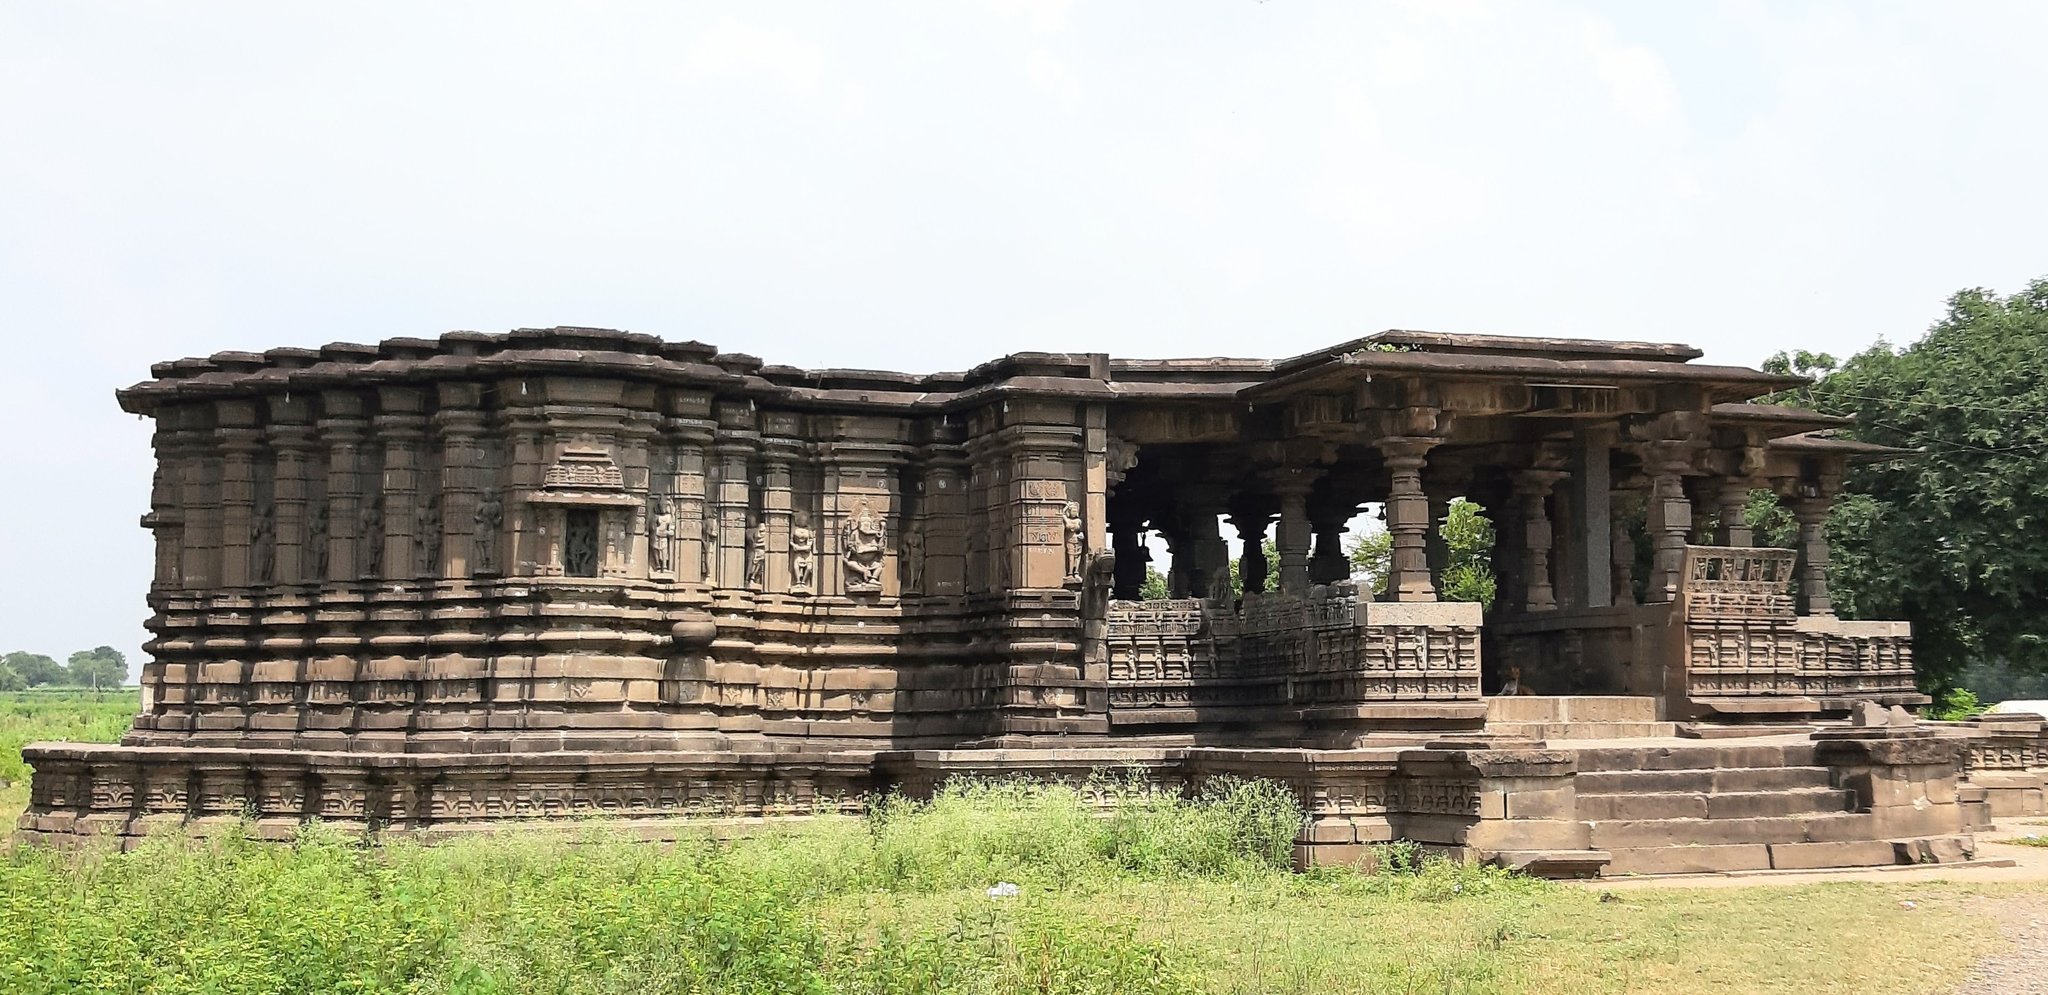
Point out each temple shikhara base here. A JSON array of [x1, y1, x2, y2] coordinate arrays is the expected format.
[[23, 327, 2048, 876]]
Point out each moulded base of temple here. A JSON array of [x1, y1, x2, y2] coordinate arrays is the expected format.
[[19, 720, 2027, 878]]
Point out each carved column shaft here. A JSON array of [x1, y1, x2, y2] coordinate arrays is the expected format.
[[432, 386, 486, 579], [1717, 478, 1756, 548], [760, 438, 799, 592], [1793, 490, 1835, 617], [1642, 443, 1696, 604], [375, 389, 428, 580], [318, 394, 368, 583], [1609, 487, 1639, 607], [1271, 470, 1319, 596], [265, 397, 316, 585], [1514, 469, 1565, 613], [1377, 437, 1439, 602], [214, 400, 261, 589], [1231, 512, 1271, 597]]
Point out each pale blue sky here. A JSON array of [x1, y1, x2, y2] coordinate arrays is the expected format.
[[3, 1, 2045, 668]]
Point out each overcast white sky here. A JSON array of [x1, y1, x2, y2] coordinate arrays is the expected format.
[[3, 1, 2045, 671]]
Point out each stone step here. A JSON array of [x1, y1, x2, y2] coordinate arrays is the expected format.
[[1574, 743, 1819, 771], [1485, 696, 1660, 724], [1575, 787, 1857, 822], [1606, 839, 1907, 876], [1484, 721, 1680, 740], [1588, 812, 1875, 849], [1575, 765, 1833, 795], [1605, 843, 1774, 875]]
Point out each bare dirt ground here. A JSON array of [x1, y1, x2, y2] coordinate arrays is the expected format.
[[1952, 888, 2048, 995]]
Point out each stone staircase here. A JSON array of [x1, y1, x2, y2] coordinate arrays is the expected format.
[[1573, 742, 1971, 875], [1485, 696, 1677, 740]]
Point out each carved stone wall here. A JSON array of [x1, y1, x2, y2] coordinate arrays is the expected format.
[[1674, 545, 1918, 704], [1102, 589, 1483, 728]]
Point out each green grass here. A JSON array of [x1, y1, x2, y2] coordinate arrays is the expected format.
[[0, 689, 137, 822]]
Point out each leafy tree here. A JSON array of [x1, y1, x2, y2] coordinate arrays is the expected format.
[[66, 646, 127, 689], [1765, 278, 2048, 691], [0, 660, 22, 692], [1138, 566, 1169, 600], [1, 651, 65, 687]]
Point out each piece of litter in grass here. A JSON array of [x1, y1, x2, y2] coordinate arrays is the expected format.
[[987, 882, 1020, 898], [1898, 900, 1917, 910]]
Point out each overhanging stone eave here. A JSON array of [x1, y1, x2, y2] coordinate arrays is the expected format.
[[1237, 350, 1808, 405]]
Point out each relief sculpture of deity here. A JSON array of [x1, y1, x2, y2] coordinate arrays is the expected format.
[[1061, 500, 1083, 584], [841, 499, 886, 591], [472, 490, 502, 574], [650, 500, 676, 574], [745, 523, 766, 587], [789, 513, 816, 593], [901, 522, 925, 594]]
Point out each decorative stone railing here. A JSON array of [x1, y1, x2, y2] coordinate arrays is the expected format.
[[1103, 586, 1482, 720], [1675, 545, 1919, 707]]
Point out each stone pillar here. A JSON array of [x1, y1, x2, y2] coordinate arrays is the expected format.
[[920, 445, 968, 598], [214, 400, 261, 589], [1793, 487, 1836, 617], [1230, 510, 1271, 597], [317, 392, 368, 583], [432, 384, 487, 579], [1377, 437, 1439, 602], [661, 403, 714, 585], [1641, 442, 1696, 604], [1181, 490, 1230, 598], [711, 401, 758, 590], [1514, 468, 1565, 613], [759, 436, 800, 592], [1569, 429, 1614, 608], [1008, 426, 1082, 592], [1717, 478, 1756, 548], [1609, 486, 1639, 607], [266, 396, 317, 585], [145, 432, 185, 590], [375, 388, 428, 581], [1308, 505, 1352, 587], [1270, 469, 1319, 596]]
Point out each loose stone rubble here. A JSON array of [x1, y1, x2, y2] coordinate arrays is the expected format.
[[22, 327, 2042, 876]]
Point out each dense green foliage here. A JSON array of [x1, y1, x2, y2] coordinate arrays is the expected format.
[[0, 776, 1545, 995], [0, 647, 129, 691], [1768, 278, 2048, 689]]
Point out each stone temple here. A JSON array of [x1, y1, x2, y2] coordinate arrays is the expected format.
[[22, 327, 2048, 875]]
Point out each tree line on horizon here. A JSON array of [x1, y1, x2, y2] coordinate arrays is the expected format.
[[0, 647, 128, 692]]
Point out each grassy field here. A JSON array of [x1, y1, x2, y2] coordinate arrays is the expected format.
[[0, 692, 2035, 994], [0, 689, 136, 822]]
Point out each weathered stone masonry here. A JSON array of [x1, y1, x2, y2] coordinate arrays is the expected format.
[[20, 327, 1996, 875]]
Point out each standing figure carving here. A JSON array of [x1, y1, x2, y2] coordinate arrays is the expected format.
[[789, 513, 816, 593], [650, 500, 676, 574], [702, 509, 719, 580], [251, 500, 276, 584], [358, 491, 384, 576], [840, 499, 886, 591], [901, 522, 925, 594], [307, 502, 329, 578], [472, 490, 503, 574], [1061, 501, 1083, 584], [745, 522, 766, 587], [415, 492, 441, 574]]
